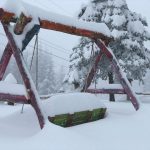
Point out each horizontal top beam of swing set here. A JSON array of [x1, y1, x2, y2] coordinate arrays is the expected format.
[[0, 8, 112, 45]]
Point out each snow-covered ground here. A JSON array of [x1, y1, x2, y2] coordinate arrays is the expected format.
[[0, 95, 150, 150], [0, 1, 150, 149]]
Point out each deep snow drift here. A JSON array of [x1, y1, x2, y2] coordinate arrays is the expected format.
[[0, 94, 150, 150]]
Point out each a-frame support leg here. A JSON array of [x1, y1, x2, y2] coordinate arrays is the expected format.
[[83, 38, 139, 110], [2, 23, 45, 129], [82, 51, 103, 92], [0, 43, 12, 80], [94, 39, 139, 110]]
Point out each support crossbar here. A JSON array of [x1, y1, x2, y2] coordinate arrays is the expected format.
[[86, 89, 125, 94], [40, 20, 111, 45], [0, 93, 29, 104]]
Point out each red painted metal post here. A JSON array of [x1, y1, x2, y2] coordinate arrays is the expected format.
[[94, 39, 139, 110], [2, 23, 45, 129], [0, 43, 12, 80]]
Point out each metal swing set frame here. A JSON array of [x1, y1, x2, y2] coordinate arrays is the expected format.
[[0, 7, 139, 129]]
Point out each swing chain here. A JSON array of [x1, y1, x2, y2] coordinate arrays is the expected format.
[[21, 33, 39, 114]]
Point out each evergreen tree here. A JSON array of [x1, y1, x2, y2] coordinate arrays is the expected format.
[[63, 0, 150, 95], [103, 0, 150, 81], [56, 65, 66, 92], [27, 43, 57, 95], [37, 49, 56, 95]]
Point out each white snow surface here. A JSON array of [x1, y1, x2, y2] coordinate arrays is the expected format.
[[4, 0, 28, 16], [4, 73, 17, 84], [68, 69, 79, 84], [108, 0, 126, 8], [0, 81, 27, 96], [43, 93, 105, 116], [3, 0, 111, 37], [111, 29, 127, 39], [111, 15, 126, 27], [122, 38, 140, 49], [0, 97, 150, 150]]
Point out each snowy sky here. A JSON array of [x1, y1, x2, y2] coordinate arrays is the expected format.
[[0, 0, 150, 72]]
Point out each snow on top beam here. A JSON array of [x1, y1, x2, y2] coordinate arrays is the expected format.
[[0, 1, 112, 44], [39, 19, 111, 44], [0, 8, 16, 23]]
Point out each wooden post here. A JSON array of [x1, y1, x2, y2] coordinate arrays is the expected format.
[[0, 8, 15, 24], [0, 93, 28, 104], [0, 8, 4, 20], [94, 39, 139, 110], [81, 51, 103, 92], [111, 60, 140, 110], [2, 23, 45, 129], [0, 43, 12, 80], [14, 13, 30, 35]]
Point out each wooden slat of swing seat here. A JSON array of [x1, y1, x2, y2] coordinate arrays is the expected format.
[[48, 108, 106, 127]]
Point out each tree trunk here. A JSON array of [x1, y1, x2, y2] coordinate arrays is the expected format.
[[108, 72, 115, 102]]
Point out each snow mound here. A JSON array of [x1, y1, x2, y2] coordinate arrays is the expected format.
[[0, 81, 27, 96], [43, 93, 106, 117], [4, 73, 17, 84]]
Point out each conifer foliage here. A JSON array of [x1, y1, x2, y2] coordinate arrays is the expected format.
[[63, 0, 150, 91]]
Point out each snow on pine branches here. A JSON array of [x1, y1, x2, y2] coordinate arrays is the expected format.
[[63, 0, 150, 91]]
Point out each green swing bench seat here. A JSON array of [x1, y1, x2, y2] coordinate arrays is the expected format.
[[48, 107, 106, 127]]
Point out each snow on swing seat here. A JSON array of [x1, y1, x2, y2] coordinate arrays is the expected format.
[[0, 81, 28, 104], [0, 81, 27, 96], [0, 73, 27, 97], [42, 93, 106, 127]]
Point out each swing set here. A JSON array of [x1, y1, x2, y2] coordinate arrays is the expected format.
[[0, 5, 139, 129]]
